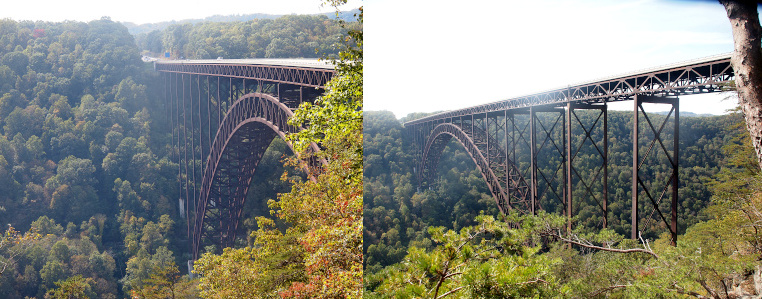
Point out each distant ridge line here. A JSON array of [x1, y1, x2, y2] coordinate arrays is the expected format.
[[122, 9, 361, 35]]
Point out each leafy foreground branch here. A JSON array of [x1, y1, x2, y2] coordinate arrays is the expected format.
[[366, 204, 762, 299], [365, 214, 562, 298], [193, 2, 363, 298]]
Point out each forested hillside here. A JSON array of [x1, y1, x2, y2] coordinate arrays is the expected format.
[[365, 108, 762, 297], [364, 108, 743, 272], [123, 9, 360, 35], [134, 14, 352, 59], [0, 13, 350, 298]]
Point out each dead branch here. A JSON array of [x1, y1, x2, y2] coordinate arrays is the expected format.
[[544, 230, 659, 259], [586, 284, 631, 298]]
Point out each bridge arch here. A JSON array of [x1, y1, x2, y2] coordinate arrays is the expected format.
[[419, 122, 512, 214], [191, 92, 317, 259]]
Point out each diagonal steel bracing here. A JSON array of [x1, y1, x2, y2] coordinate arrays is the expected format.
[[157, 60, 333, 259], [407, 53, 732, 244], [632, 95, 679, 245], [566, 103, 608, 232]]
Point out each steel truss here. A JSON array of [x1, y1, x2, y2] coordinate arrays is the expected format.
[[406, 53, 731, 126], [632, 95, 679, 245], [566, 103, 608, 233], [159, 60, 332, 259], [408, 53, 732, 244]]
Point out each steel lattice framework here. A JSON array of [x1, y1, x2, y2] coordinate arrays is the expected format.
[[157, 59, 334, 259], [405, 53, 733, 245]]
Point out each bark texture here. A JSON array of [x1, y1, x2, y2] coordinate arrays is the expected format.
[[721, 0, 762, 171]]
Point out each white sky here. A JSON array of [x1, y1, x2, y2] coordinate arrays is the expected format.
[[0, 0, 742, 117], [365, 0, 739, 118], [0, 0, 361, 24]]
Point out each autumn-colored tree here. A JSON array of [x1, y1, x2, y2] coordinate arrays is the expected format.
[[195, 1, 362, 297], [0, 226, 40, 274]]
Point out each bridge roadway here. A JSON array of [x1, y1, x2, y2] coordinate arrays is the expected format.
[[404, 53, 734, 245], [156, 58, 334, 260]]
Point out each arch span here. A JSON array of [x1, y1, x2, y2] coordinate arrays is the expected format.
[[419, 122, 529, 214], [191, 92, 317, 259]]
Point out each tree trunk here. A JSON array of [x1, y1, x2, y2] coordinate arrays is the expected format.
[[721, 0, 762, 171]]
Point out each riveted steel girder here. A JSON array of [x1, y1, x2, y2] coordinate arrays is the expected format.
[[159, 60, 330, 259], [407, 54, 732, 244]]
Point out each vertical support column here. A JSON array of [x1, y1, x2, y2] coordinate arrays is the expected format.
[[207, 76, 211, 163], [603, 102, 609, 228], [217, 77, 221, 127], [485, 113, 490, 182], [471, 114, 474, 139], [182, 74, 191, 239], [190, 75, 197, 212], [565, 101, 572, 235], [672, 100, 679, 246], [503, 111, 508, 195], [197, 76, 203, 194], [530, 107, 537, 214], [175, 74, 184, 227], [632, 95, 639, 240]]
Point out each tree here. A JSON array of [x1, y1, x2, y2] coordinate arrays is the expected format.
[[194, 219, 306, 298], [721, 1, 762, 171], [0, 226, 39, 275], [2, 51, 28, 75], [131, 259, 197, 299], [366, 214, 561, 299], [47, 275, 94, 299], [195, 2, 363, 297]]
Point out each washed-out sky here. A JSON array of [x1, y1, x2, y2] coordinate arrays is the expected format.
[[364, 0, 740, 118], [0, 0, 361, 24], [0, 0, 745, 117]]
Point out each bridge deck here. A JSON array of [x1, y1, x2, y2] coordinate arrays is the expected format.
[[405, 53, 733, 126], [156, 58, 335, 69], [155, 58, 335, 88]]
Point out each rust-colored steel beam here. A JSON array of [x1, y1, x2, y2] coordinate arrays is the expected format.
[[567, 103, 608, 232], [632, 95, 679, 245], [406, 53, 731, 126], [155, 59, 335, 88], [159, 60, 332, 260], [407, 53, 730, 245]]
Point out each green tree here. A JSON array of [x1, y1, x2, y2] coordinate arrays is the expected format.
[[47, 275, 94, 299], [366, 214, 562, 299], [0, 226, 39, 275], [2, 51, 28, 75], [132, 259, 197, 299], [195, 2, 363, 298]]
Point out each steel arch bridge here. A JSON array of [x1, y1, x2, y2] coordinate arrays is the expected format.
[[156, 59, 334, 259], [405, 53, 734, 245]]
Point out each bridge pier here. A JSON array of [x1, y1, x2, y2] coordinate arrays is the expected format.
[[566, 102, 609, 232], [406, 53, 730, 246], [632, 95, 679, 245], [156, 59, 334, 259]]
